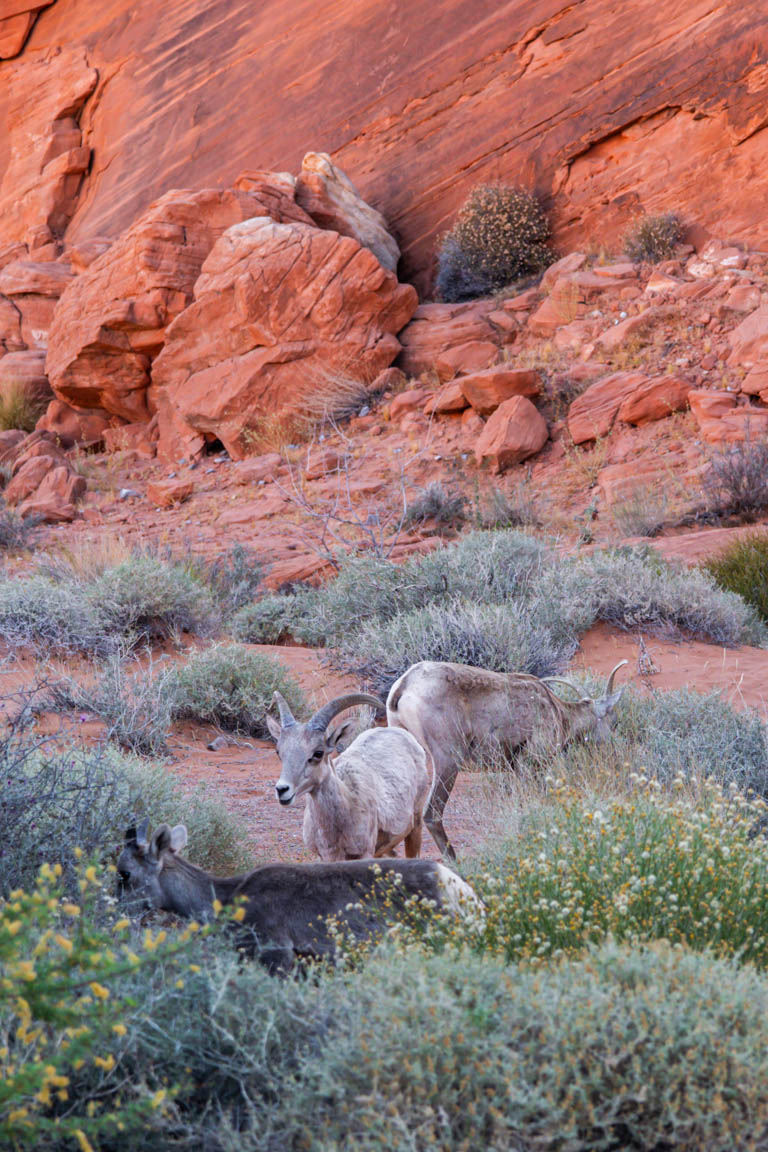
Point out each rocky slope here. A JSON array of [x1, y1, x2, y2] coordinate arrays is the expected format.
[[1, 0, 766, 291]]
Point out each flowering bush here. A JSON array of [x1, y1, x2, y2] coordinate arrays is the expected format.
[[0, 858, 198, 1149], [464, 780, 768, 966]]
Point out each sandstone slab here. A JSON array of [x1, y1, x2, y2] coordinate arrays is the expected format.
[[474, 395, 548, 473], [459, 367, 540, 416], [390, 388, 430, 419], [617, 375, 692, 425], [568, 371, 648, 443], [152, 217, 417, 460], [435, 341, 498, 382], [36, 398, 113, 448], [728, 305, 768, 369], [424, 381, 468, 415], [397, 302, 499, 378], [146, 479, 194, 507]]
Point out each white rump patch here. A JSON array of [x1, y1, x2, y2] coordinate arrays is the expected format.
[[436, 864, 484, 919]]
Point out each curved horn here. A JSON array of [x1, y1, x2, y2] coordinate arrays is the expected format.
[[605, 660, 628, 696], [308, 693, 386, 733], [541, 677, 584, 700], [272, 691, 297, 728], [135, 816, 150, 849]]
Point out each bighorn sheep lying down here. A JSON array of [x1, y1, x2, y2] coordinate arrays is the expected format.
[[387, 659, 628, 858], [117, 819, 478, 973], [268, 692, 430, 860]]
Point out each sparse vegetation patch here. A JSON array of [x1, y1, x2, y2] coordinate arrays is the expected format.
[[623, 211, 683, 262]]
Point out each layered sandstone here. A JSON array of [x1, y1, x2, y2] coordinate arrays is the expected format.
[[2, 1, 765, 291], [152, 217, 417, 460]]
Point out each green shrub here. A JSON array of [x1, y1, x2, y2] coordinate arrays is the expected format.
[[0, 575, 106, 654], [467, 786, 768, 967], [623, 211, 683, 262], [339, 598, 573, 695], [176, 543, 264, 616], [403, 482, 468, 535], [473, 481, 540, 529], [705, 531, 768, 624], [231, 594, 298, 643], [533, 547, 765, 646], [92, 554, 216, 643], [436, 184, 552, 302], [0, 729, 251, 896], [94, 938, 768, 1152], [167, 643, 306, 736]]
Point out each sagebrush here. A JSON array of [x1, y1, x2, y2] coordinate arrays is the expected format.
[[623, 211, 683, 262]]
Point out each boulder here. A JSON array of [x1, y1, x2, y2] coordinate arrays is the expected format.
[[424, 381, 468, 415], [435, 340, 498, 381], [0, 350, 52, 406], [397, 302, 499, 378], [103, 422, 157, 458], [3, 431, 86, 521], [232, 452, 284, 485], [459, 367, 540, 415], [0, 3, 55, 59], [390, 388, 430, 419], [540, 252, 587, 291], [688, 389, 768, 444], [617, 375, 692, 425], [152, 217, 417, 460], [146, 479, 194, 507], [474, 395, 548, 473], [568, 371, 648, 443], [741, 367, 768, 403], [295, 152, 399, 272], [46, 185, 312, 423], [728, 305, 768, 369], [36, 398, 113, 448]]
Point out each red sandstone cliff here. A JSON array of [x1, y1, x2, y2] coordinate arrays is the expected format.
[[1, 0, 767, 291]]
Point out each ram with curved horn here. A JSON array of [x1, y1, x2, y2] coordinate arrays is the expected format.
[[267, 691, 431, 861], [387, 660, 629, 858]]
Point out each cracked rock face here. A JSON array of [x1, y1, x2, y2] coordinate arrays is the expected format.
[[2, 0, 766, 291], [151, 216, 418, 461]]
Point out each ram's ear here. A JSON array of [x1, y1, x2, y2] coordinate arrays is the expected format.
[[169, 824, 188, 853], [327, 718, 356, 752], [150, 823, 172, 857], [266, 713, 282, 742]]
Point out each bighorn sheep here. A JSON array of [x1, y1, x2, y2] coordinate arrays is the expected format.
[[267, 692, 430, 860], [387, 659, 628, 858], [117, 818, 478, 972]]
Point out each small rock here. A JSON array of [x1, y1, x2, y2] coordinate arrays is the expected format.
[[207, 735, 230, 752], [118, 488, 139, 500]]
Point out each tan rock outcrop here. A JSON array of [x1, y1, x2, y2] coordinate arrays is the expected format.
[[152, 217, 417, 460], [568, 371, 648, 444], [436, 341, 498, 382], [728, 305, 768, 369], [397, 302, 499, 378], [688, 389, 768, 444], [46, 187, 307, 423], [459, 367, 540, 416], [295, 153, 399, 272], [474, 396, 548, 473], [36, 398, 113, 447]]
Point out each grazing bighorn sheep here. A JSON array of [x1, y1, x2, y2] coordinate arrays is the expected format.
[[387, 659, 628, 858], [117, 818, 478, 972], [267, 691, 430, 860]]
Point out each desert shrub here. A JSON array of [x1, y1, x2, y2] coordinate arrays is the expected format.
[[533, 546, 766, 646], [623, 211, 683, 262], [231, 593, 298, 644], [0, 500, 37, 550], [705, 531, 768, 622], [91, 937, 768, 1152], [166, 643, 306, 736], [473, 480, 540, 529], [51, 653, 176, 757], [0, 575, 106, 654], [0, 379, 47, 432], [704, 433, 768, 520], [468, 785, 768, 969], [92, 554, 217, 643], [403, 482, 468, 534], [611, 485, 668, 538], [339, 598, 573, 695], [0, 732, 250, 897], [181, 543, 263, 615], [436, 184, 552, 302]]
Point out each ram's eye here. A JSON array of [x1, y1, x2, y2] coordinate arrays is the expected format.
[[311, 750, 324, 762]]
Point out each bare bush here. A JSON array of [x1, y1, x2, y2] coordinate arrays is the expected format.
[[404, 482, 469, 535], [704, 431, 768, 521]]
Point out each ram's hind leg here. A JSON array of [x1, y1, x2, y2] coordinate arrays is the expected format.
[[404, 810, 423, 858], [424, 754, 459, 860]]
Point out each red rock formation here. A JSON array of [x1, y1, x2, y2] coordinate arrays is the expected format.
[[568, 371, 649, 444], [152, 217, 417, 460], [46, 186, 306, 423], [459, 367, 540, 416], [2, 430, 85, 520], [475, 396, 548, 473], [3, 0, 765, 292]]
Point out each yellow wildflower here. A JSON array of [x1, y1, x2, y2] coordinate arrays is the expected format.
[[112, 1023, 127, 1037], [89, 982, 110, 1001], [74, 1130, 95, 1152], [61, 903, 81, 917]]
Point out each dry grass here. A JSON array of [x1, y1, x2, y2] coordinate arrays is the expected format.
[[0, 380, 47, 433]]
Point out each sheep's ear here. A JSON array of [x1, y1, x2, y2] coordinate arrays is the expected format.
[[135, 816, 150, 849], [151, 823, 172, 856], [266, 714, 282, 742], [327, 717, 356, 752], [593, 688, 625, 719], [169, 824, 188, 853]]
